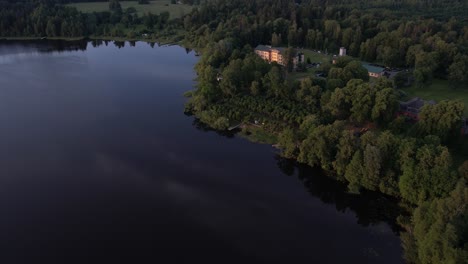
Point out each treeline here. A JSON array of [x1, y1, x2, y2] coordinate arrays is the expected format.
[[309, 0, 467, 10], [0, 0, 178, 38], [2, 0, 467, 88], [182, 0, 468, 88]]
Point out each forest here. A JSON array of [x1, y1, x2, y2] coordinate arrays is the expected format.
[[0, 0, 178, 39], [1, 0, 468, 263]]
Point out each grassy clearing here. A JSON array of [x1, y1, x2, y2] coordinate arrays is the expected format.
[[298, 48, 333, 64], [68, 0, 193, 18], [400, 79, 468, 115], [239, 126, 278, 144], [289, 48, 332, 80]]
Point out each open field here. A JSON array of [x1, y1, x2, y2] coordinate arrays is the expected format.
[[401, 79, 468, 115], [288, 49, 332, 80], [67, 0, 193, 18], [298, 48, 333, 64]]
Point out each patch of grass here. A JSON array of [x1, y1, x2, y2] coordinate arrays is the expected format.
[[401, 79, 468, 115], [239, 126, 278, 144], [297, 48, 333, 64], [68, 0, 193, 18], [289, 48, 332, 80]]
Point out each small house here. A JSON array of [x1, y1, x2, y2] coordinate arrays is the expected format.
[[363, 63, 385, 78], [332, 56, 337, 64]]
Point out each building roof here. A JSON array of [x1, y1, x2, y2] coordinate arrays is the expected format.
[[273, 47, 287, 54], [254, 45, 287, 55], [254, 45, 302, 56], [362, 63, 385, 74], [254, 45, 272, 52]]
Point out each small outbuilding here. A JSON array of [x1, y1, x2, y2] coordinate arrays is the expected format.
[[339, 47, 346, 56], [363, 63, 385, 78], [399, 97, 436, 121]]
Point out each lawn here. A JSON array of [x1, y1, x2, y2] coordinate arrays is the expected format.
[[289, 48, 333, 80], [400, 79, 468, 115], [297, 49, 333, 64], [67, 0, 193, 18]]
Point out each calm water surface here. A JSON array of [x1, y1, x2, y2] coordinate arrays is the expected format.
[[0, 40, 403, 264]]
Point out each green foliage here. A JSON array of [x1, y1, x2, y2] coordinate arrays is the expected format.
[[278, 128, 298, 158], [393, 71, 411, 88], [327, 59, 369, 88], [399, 141, 458, 204], [109, 0, 122, 12], [298, 121, 345, 170], [333, 130, 357, 181], [323, 79, 398, 124], [372, 88, 399, 125], [296, 78, 322, 113], [324, 87, 351, 119], [411, 180, 468, 263], [417, 100, 465, 142], [349, 81, 375, 123], [344, 150, 364, 194], [198, 110, 229, 130], [449, 54, 468, 89]]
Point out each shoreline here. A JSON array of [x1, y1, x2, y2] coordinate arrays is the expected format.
[[0, 36, 184, 46]]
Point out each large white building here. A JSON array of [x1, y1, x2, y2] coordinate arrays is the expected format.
[[254, 45, 304, 68]]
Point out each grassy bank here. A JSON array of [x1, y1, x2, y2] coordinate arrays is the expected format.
[[238, 125, 278, 145], [67, 0, 193, 18]]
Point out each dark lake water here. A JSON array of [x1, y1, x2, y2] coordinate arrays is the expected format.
[[0, 40, 403, 264]]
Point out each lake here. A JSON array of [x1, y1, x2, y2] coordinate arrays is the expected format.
[[0, 40, 403, 264]]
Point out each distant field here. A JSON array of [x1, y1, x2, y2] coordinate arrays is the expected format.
[[401, 79, 468, 115], [67, 0, 192, 18]]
